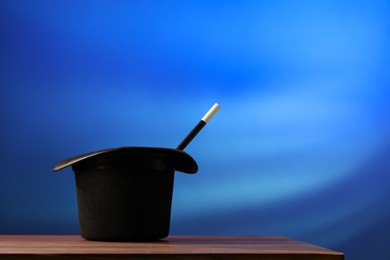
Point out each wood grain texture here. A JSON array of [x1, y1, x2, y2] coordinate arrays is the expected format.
[[0, 235, 344, 259]]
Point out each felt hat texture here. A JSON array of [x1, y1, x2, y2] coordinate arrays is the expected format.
[[54, 146, 198, 241]]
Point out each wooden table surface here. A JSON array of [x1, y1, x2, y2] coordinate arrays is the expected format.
[[0, 235, 344, 259]]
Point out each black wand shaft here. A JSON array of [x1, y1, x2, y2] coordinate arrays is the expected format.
[[177, 120, 206, 150], [176, 103, 220, 151]]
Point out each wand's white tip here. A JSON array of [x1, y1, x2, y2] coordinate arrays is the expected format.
[[202, 103, 220, 123]]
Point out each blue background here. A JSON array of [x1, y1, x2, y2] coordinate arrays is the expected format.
[[1, 1, 390, 259]]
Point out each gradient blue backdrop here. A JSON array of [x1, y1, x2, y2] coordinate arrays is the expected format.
[[1, 1, 390, 259]]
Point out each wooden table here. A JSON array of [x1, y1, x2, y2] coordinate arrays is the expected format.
[[0, 235, 344, 259]]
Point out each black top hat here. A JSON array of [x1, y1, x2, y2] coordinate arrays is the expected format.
[[53, 146, 198, 241]]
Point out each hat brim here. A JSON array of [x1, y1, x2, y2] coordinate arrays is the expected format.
[[53, 146, 198, 174]]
